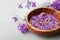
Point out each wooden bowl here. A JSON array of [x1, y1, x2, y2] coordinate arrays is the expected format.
[[26, 7, 60, 36]]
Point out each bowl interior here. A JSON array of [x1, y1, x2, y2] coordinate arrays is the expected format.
[[28, 8, 57, 22]]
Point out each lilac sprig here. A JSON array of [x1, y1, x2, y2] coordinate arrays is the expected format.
[[18, 23, 29, 33], [50, 0, 60, 11]]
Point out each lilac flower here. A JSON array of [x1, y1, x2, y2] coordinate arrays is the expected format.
[[25, 0, 31, 9], [30, 20, 35, 26], [50, 0, 60, 10], [34, 22, 39, 27], [46, 26, 51, 30], [31, 2, 36, 7], [49, 22, 53, 25], [40, 26, 44, 30], [30, 20, 38, 27], [31, 16, 37, 20], [18, 23, 29, 33], [25, 0, 36, 9], [18, 0, 36, 9], [55, 0, 60, 3], [12, 17, 18, 22], [35, 16, 40, 21], [18, 3, 23, 8], [52, 13, 56, 18], [25, 3, 31, 9]]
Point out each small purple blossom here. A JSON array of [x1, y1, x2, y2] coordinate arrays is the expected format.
[[18, 23, 29, 33], [25, 0, 31, 9], [31, 16, 37, 20], [31, 2, 36, 7], [18, 3, 23, 8], [12, 17, 18, 22]]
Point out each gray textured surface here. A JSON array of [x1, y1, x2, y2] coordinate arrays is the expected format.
[[0, 0, 60, 40]]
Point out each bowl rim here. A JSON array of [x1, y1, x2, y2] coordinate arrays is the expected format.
[[26, 7, 60, 32]]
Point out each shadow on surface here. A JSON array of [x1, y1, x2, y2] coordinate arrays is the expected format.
[[40, 32, 60, 38]]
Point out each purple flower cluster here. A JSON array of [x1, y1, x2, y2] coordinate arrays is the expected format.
[[50, 0, 60, 11], [25, 0, 36, 9], [18, 0, 36, 9], [18, 23, 29, 33], [30, 12, 59, 30]]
